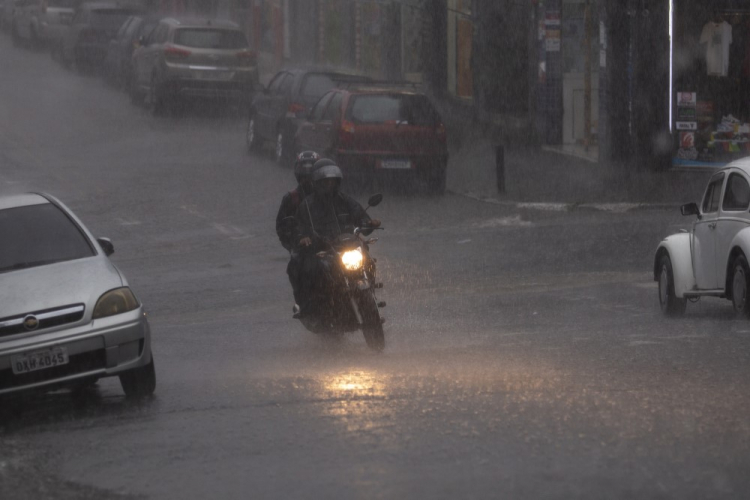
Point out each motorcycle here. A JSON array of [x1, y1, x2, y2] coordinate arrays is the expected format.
[[286, 194, 386, 351]]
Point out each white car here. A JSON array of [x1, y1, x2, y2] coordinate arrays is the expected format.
[[655, 157, 750, 316], [0, 193, 155, 398]]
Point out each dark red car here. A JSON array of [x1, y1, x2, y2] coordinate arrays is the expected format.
[[294, 86, 448, 194]]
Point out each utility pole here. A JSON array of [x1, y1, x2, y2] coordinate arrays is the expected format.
[[583, 0, 592, 152]]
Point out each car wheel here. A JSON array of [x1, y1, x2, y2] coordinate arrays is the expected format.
[[658, 254, 686, 317], [426, 160, 447, 195], [129, 74, 145, 105], [246, 116, 262, 153], [119, 356, 156, 399], [731, 255, 750, 317], [149, 75, 166, 116]]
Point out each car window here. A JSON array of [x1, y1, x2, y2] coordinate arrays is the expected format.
[[123, 17, 142, 38], [702, 173, 725, 214], [311, 92, 334, 122], [0, 204, 95, 274], [278, 74, 294, 96], [322, 92, 343, 122], [117, 17, 133, 38], [346, 94, 441, 126], [173, 28, 248, 49], [149, 23, 167, 44], [90, 9, 138, 31], [722, 173, 750, 212], [137, 20, 157, 40], [300, 74, 337, 99], [267, 72, 286, 93]]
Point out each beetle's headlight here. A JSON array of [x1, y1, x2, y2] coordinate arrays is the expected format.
[[93, 287, 139, 319], [341, 248, 364, 271]]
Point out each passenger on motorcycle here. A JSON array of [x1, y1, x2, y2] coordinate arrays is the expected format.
[[294, 160, 380, 316], [276, 151, 320, 306]]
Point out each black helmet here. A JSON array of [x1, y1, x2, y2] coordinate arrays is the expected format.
[[312, 158, 337, 171], [312, 164, 343, 182], [313, 162, 343, 196], [294, 151, 321, 183]]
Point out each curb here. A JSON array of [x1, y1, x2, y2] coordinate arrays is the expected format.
[[451, 191, 678, 213]]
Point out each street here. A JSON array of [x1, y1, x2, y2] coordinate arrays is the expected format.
[[1, 36, 750, 500]]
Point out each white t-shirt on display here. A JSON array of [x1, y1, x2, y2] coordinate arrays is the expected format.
[[700, 21, 733, 76]]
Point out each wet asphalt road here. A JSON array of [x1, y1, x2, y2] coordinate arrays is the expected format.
[[2, 35, 750, 500]]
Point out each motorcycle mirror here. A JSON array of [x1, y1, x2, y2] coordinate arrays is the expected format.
[[367, 194, 383, 208]]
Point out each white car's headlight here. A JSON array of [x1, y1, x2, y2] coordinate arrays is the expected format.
[[341, 248, 364, 271], [93, 287, 139, 319]]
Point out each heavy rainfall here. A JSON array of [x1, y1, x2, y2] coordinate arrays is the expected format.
[[1, 0, 749, 498]]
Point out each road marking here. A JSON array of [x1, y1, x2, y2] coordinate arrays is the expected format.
[[212, 223, 252, 240], [457, 239, 472, 244], [473, 215, 532, 228], [115, 217, 141, 226]]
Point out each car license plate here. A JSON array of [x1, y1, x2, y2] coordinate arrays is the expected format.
[[193, 70, 232, 81], [11, 347, 69, 375], [380, 159, 412, 169]]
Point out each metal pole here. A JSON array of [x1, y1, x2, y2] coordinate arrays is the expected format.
[[496, 145, 505, 194]]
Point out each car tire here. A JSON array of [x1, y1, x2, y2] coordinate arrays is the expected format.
[[129, 74, 145, 105], [731, 255, 750, 317], [119, 356, 156, 399], [149, 74, 166, 116], [246, 116, 262, 153], [658, 254, 686, 317], [426, 160, 447, 195]]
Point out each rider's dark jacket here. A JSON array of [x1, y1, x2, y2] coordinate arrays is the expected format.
[[275, 185, 308, 251], [295, 191, 371, 249]]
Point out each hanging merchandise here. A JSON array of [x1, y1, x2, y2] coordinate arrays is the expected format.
[[700, 20, 733, 77]]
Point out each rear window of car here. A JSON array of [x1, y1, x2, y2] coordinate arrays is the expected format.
[[346, 94, 441, 126], [90, 9, 139, 30], [0, 204, 95, 274], [173, 28, 248, 49], [300, 74, 337, 98], [48, 0, 76, 8]]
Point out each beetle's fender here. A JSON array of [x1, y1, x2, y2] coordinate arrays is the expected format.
[[654, 233, 695, 298], [724, 228, 750, 285]]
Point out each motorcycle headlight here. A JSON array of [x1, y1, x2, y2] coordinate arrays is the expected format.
[[93, 287, 139, 319], [341, 248, 364, 271]]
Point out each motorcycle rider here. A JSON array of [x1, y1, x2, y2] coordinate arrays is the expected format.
[[276, 151, 320, 305], [294, 159, 380, 316]]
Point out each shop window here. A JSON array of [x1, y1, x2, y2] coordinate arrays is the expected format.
[[447, 0, 473, 99], [722, 173, 750, 211]]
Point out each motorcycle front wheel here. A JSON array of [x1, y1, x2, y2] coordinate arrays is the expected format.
[[358, 291, 385, 351]]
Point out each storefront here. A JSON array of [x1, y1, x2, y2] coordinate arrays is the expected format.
[[447, 0, 472, 99], [672, 1, 750, 167], [535, 0, 600, 159]]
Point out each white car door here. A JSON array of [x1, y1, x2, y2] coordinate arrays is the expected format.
[[693, 172, 725, 290], [715, 170, 750, 288]]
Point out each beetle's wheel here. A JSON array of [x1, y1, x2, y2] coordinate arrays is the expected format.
[[732, 255, 750, 317]]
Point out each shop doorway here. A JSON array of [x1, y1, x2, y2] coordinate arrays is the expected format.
[[561, 0, 598, 159]]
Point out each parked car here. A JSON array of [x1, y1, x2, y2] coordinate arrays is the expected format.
[[58, 1, 143, 70], [246, 69, 372, 165], [1, 0, 18, 31], [10, 0, 76, 47], [293, 84, 449, 193], [655, 157, 750, 316], [130, 17, 258, 113], [0, 193, 155, 398], [102, 13, 156, 88]]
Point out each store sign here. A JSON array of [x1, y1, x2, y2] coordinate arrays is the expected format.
[[677, 107, 697, 120], [545, 12, 561, 52], [677, 92, 697, 107], [680, 132, 695, 149], [676, 122, 698, 131]]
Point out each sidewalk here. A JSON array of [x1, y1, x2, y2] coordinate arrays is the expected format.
[[442, 115, 712, 210]]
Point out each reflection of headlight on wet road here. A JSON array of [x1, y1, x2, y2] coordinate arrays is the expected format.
[[341, 248, 363, 271], [325, 371, 385, 398]]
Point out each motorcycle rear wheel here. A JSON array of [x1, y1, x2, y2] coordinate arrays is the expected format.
[[359, 291, 385, 351]]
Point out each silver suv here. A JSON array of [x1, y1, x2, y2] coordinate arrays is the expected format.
[[130, 17, 258, 113]]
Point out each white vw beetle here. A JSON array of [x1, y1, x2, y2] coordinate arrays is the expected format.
[[655, 157, 750, 316]]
